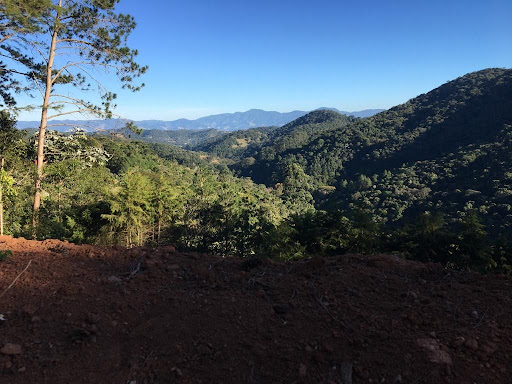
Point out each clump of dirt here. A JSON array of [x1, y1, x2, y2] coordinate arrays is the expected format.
[[0, 235, 511, 383]]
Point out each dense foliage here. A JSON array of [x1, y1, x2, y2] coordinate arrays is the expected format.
[[206, 69, 512, 234], [1, 68, 511, 274], [0, 116, 288, 257], [105, 127, 227, 148], [196, 68, 512, 271]]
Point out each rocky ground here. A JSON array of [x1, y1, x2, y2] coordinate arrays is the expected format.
[[0, 236, 511, 383]]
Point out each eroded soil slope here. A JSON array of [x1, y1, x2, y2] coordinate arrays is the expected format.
[[0, 236, 511, 383]]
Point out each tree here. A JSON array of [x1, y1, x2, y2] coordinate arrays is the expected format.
[[0, 111, 21, 235], [103, 170, 153, 247], [0, 111, 21, 154], [348, 208, 380, 254], [0, 159, 15, 235], [458, 211, 489, 268], [0, 0, 51, 108], [281, 162, 315, 214], [1, 0, 146, 234], [405, 212, 452, 263]]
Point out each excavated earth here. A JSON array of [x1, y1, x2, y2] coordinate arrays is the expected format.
[[0, 236, 511, 384]]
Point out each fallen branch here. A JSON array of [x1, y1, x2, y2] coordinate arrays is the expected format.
[[0, 260, 32, 300], [122, 256, 146, 280]]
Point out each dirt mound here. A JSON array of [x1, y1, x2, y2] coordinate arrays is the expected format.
[[0, 236, 511, 383]]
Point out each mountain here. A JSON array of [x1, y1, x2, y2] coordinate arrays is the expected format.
[[206, 68, 512, 233], [104, 127, 228, 148], [192, 110, 356, 160], [16, 108, 384, 132], [317, 107, 386, 118]]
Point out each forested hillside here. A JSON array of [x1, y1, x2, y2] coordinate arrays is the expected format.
[[191, 126, 278, 159], [110, 127, 227, 148], [0, 121, 288, 257], [1, 69, 511, 272], [210, 69, 512, 230], [195, 111, 356, 165]]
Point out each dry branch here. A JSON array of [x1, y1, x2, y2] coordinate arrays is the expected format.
[[0, 259, 32, 300]]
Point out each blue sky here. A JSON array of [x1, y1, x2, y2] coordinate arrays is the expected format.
[[19, 0, 512, 120]]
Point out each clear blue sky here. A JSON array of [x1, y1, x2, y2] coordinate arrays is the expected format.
[[19, 0, 512, 121]]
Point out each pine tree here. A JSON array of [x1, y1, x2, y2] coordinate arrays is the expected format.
[[0, 0, 147, 235]]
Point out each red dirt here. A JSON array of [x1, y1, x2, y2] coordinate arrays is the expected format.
[[0, 236, 511, 383]]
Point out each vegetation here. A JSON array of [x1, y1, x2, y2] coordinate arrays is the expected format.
[[0, 0, 147, 232], [0, 249, 12, 262], [1, 14, 512, 280], [104, 127, 227, 148], [0, 112, 289, 257], [208, 69, 512, 233]]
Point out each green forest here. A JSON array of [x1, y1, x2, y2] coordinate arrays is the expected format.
[[0, 69, 511, 273], [0, 1, 511, 274]]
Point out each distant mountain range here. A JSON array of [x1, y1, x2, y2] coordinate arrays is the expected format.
[[16, 108, 384, 132]]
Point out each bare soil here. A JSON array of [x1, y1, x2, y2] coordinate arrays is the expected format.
[[0, 235, 511, 383]]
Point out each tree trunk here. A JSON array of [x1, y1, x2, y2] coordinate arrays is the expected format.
[[0, 158, 4, 236], [32, 16, 59, 237]]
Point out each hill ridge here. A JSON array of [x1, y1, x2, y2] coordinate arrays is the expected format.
[[16, 108, 384, 132]]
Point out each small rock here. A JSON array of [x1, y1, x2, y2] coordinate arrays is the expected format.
[[465, 339, 479, 351], [0, 343, 22, 355], [481, 343, 497, 355], [5, 361, 12, 369], [471, 310, 479, 319], [31, 316, 42, 323], [18, 366, 25, 373], [107, 276, 122, 284], [161, 245, 176, 253], [393, 374, 402, 383], [416, 339, 453, 365], [299, 363, 307, 377], [453, 337, 465, 347]]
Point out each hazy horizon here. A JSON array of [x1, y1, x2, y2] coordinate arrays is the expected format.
[[16, 107, 386, 123], [15, 0, 512, 121]]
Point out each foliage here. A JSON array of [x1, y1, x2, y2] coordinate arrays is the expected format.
[[33, 129, 111, 165], [0, 249, 12, 262], [1, 0, 147, 116], [195, 69, 512, 238], [0, 68, 511, 275], [0, 168, 16, 198], [114, 128, 227, 148]]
